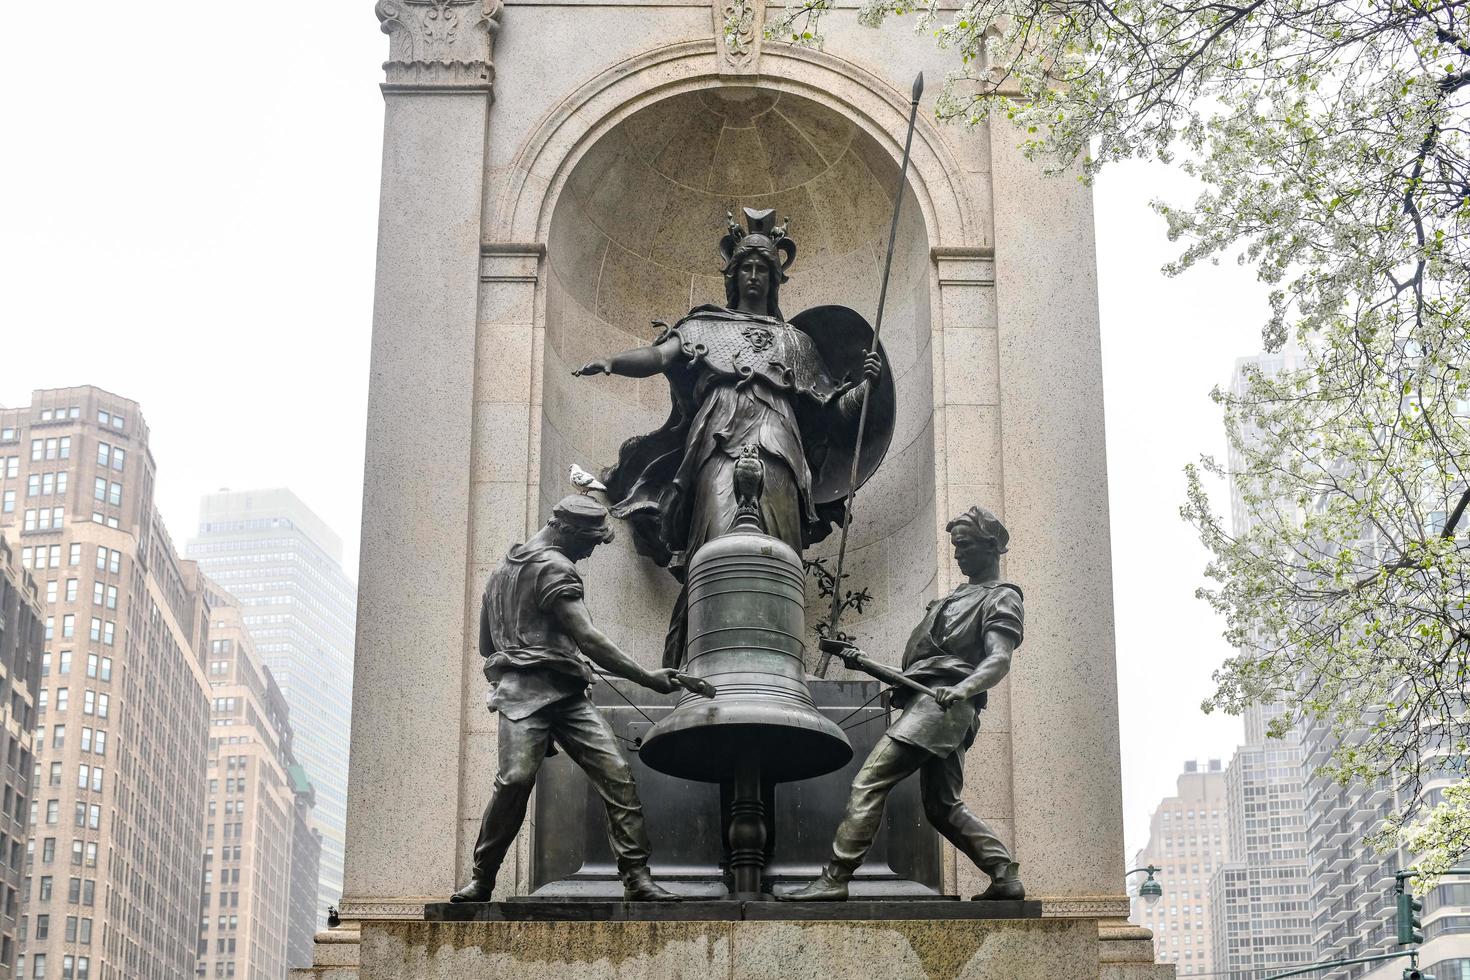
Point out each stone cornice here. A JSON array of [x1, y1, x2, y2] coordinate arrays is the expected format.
[[376, 0, 503, 91], [1039, 896, 1132, 918]]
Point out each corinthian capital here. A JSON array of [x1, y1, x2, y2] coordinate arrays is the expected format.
[[375, 0, 503, 89]]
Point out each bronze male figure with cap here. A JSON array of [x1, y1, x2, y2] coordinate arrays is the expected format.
[[782, 505, 1027, 902], [451, 494, 713, 904]]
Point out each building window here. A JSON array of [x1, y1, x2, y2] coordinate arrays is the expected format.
[[95, 444, 109, 468], [65, 578, 77, 601], [58, 650, 70, 674], [92, 478, 105, 502], [68, 543, 80, 565], [61, 615, 73, 639], [55, 689, 67, 712], [2, 490, 14, 514]]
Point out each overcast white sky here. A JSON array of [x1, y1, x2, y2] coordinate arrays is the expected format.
[[0, 6, 1265, 864]]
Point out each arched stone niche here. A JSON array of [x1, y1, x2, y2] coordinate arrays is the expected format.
[[538, 85, 937, 667]]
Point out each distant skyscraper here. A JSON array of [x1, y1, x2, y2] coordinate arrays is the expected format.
[[285, 767, 321, 970], [1, 386, 213, 980], [197, 584, 318, 980], [187, 490, 354, 928], [0, 533, 43, 976], [1131, 760, 1232, 977], [1210, 705, 1314, 979]]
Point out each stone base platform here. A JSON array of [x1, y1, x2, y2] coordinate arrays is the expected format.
[[346, 905, 1098, 979], [425, 897, 1042, 922]]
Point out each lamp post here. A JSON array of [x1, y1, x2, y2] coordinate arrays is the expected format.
[[1125, 865, 1164, 906]]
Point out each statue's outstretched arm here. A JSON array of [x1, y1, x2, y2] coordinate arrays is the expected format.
[[551, 595, 678, 692], [573, 336, 682, 379]]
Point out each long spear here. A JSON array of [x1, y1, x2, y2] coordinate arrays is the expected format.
[[817, 71, 924, 678]]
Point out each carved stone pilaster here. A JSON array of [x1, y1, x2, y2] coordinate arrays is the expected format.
[[713, 0, 764, 75], [376, 0, 503, 91]]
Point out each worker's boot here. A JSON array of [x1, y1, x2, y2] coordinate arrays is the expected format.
[[778, 864, 851, 902], [449, 875, 497, 903], [973, 861, 1025, 901], [623, 866, 681, 902]]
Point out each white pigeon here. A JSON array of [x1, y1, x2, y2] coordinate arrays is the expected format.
[[569, 463, 608, 495]]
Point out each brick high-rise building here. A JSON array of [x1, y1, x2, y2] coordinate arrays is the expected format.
[[186, 490, 354, 930], [197, 585, 316, 980], [1131, 759, 1232, 976], [0, 387, 213, 980], [0, 534, 43, 978]]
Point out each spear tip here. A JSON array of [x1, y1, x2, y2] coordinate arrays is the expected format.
[[911, 72, 924, 103]]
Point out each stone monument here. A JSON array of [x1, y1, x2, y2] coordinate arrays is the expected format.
[[291, 1, 1174, 975]]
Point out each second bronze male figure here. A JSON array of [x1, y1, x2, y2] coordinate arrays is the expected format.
[[783, 505, 1026, 902]]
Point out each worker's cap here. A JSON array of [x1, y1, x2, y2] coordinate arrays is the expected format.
[[944, 505, 1008, 554], [551, 494, 616, 543]]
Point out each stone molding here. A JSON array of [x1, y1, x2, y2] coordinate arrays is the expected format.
[[491, 40, 981, 248], [933, 245, 996, 286], [376, 0, 503, 91], [480, 242, 545, 283], [1040, 897, 1132, 918], [713, 0, 764, 75], [337, 899, 429, 921]]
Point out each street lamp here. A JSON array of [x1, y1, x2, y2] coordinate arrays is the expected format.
[[1126, 865, 1164, 906]]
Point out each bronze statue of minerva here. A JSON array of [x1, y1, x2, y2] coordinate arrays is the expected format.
[[781, 505, 1027, 902], [450, 495, 713, 904], [573, 207, 895, 668]]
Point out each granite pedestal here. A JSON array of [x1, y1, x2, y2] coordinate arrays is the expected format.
[[360, 903, 1095, 980]]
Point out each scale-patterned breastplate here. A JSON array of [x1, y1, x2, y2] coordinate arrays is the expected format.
[[672, 315, 836, 398]]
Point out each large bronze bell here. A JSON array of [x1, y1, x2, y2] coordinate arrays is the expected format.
[[639, 447, 852, 895]]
